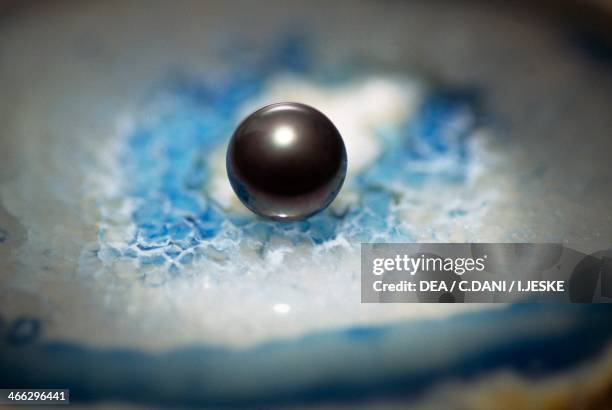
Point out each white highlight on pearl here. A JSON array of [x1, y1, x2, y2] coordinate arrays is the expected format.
[[273, 126, 296, 147]]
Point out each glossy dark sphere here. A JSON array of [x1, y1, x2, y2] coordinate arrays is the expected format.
[[226, 102, 347, 221]]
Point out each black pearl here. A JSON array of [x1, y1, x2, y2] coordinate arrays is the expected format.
[[226, 102, 347, 221]]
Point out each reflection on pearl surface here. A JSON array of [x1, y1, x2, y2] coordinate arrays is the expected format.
[[273, 126, 296, 147]]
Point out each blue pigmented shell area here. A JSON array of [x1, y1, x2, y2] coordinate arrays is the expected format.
[[96, 39, 486, 285]]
